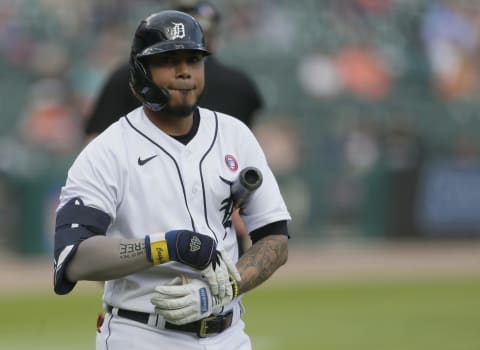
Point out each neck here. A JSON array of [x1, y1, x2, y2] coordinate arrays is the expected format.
[[144, 107, 194, 136]]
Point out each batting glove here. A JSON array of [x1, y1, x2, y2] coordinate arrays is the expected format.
[[145, 230, 216, 270], [201, 249, 241, 297], [151, 276, 239, 325]]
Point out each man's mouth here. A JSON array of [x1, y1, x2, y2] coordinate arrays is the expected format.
[[170, 88, 193, 95], [169, 83, 195, 91]]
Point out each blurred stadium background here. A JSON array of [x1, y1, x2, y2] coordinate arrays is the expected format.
[[0, 0, 480, 349]]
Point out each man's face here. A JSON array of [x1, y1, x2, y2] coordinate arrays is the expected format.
[[147, 50, 205, 117]]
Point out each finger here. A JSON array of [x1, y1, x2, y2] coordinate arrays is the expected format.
[[171, 312, 203, 325], [218, 249, 241, 282], [168, 276, 184, 285], [151, 295, 192, 309], [155, 304, 196, 322], [159, 305, 203, 325], [216, 263, 228, 298], [225, 280, 233, 298], [154, 285, 190, 298], [222, 255, 241, 282], [201, 266, 219, 295]]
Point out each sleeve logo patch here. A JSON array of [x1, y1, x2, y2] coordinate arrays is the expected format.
[[224, 154, 238, 172]]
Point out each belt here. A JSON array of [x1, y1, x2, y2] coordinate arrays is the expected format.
[[107, 305, 234, 338]]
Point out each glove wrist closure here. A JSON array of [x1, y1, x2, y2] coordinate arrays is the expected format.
[[145, 232, 170, 265]]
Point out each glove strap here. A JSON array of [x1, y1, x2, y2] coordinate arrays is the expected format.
[[145, 233, 170, 265]]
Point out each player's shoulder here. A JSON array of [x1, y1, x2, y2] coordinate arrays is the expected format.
[[83, 107, 143, 156], [198, 107, 256, 150], [198, 106, 250, 131]]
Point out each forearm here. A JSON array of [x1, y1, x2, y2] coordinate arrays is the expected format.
[[66, 236, 151, 282], [236, 234, 288, 295]]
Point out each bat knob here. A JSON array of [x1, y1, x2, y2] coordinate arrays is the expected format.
[[239, 167, 262, 191]]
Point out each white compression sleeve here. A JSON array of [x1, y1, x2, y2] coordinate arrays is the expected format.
[[65, 236, 152, 282]]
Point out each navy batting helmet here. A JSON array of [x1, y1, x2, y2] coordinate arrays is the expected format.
[[129, 10, 210, 111]]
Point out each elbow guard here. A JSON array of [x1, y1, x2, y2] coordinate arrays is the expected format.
[[53, 197, 110, 295]]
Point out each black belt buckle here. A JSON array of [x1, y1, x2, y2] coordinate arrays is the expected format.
[[199, 315, 218, 338], [198, 311, 233, 338]]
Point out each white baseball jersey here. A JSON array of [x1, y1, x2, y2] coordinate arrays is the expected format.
[[58, 106, 290, 314]]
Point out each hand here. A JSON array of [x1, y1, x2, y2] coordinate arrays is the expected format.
[[201, 249, 241, 297], [151, 276, 238, 325], [145, 230, 216, 269]]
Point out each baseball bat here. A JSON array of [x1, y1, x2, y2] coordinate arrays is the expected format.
[[231, 166, 263, 210]]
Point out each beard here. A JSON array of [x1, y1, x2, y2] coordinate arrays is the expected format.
[[162, 103, 196, 118]]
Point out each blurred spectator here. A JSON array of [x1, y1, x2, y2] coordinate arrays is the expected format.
[[18, 78, 82, 156], [450, 133, 479, 167], [416, 133, 480, 238], [222, 1, 294, 52], [297, 52, 343, 99], [0, 173, 17, 250], [297, 45, 393, 101], [331, 119, 380, 231], [353, 0, 391, 15], [421, 0, 480, 99], [381, 118, 427, 238], [254, 116, 309, 235], [254, 117, 302, 176], [69, 27, 130, 117], [335, 45, 392, 100]]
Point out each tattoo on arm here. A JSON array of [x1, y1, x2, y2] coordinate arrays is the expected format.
[[119, 241, 146, 260], [236, 235, 288, 295]]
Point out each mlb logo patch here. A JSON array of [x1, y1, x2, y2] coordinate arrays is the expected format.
[[225, 155, 238, 172]]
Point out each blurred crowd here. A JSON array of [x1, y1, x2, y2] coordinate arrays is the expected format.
[[2, 0, 480, 254]]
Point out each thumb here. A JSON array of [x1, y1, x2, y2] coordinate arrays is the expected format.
[[220, 251, 241, 282], [167, 276, 186, 286], [154, 276, 188, 297]]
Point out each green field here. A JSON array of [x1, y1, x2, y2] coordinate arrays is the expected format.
[[1, 278, 479, 350]]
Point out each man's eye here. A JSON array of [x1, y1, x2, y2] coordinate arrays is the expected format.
[[150, 57, 174, 65], [150, 55, 202, 66], [163, 57, 175, 65], [188, 56, 202, 64]]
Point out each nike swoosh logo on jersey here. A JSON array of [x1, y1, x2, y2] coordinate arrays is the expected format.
[[138, 155, 157, 166]]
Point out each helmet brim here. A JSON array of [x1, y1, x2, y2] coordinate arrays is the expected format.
[[137, 41, 211, 58]]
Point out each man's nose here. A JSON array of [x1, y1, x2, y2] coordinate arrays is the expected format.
[[175, 60, 191, 78]]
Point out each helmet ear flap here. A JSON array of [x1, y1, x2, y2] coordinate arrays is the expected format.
[[129, 56, 170, 112], [135, 56, 150, 79]]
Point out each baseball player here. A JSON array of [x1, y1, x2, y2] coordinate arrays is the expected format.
[[84, 0, 263, 257], [53, 10, 290, 350]]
